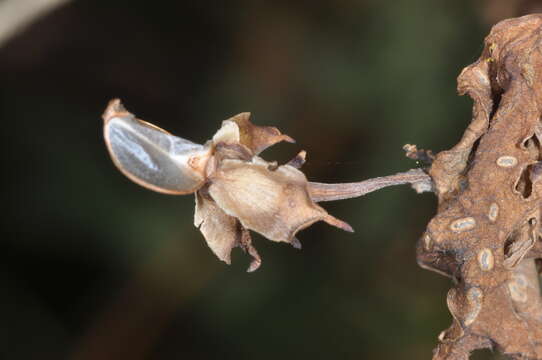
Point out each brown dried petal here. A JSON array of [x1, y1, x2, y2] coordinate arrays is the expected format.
[[194, 191, 241, 265], [227, 112, 295, 155], [207, 157, 352, 244], [211, 119, 271, 162]]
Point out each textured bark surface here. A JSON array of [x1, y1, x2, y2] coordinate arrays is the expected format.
[[419, 14, 542, 360]]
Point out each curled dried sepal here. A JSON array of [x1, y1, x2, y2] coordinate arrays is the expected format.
[[208, 157, 352, 244], [195, 191, 262, 272], [103, 99, 212, 194], [194, 191, 240, 265], [227, 112, 295, 155]]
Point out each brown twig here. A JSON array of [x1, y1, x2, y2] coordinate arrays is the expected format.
[[308, 168, 432, 202], [420, 14, 542, 360]]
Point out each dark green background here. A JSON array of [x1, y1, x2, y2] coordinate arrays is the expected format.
[[1, 1, 521, 359]]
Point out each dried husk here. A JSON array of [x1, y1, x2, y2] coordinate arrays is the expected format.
[[195, 113, 351, 270], [207, 157, 352, 244]]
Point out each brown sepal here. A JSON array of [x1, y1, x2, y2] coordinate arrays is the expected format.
[[228, 112, 295, 155], [194, 191, 240, 265], [207, 157, 352, 244]]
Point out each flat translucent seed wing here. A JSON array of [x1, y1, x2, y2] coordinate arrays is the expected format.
[[103, 99, 211, 194]]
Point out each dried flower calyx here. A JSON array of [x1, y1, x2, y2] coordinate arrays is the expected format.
[[103, 99, 357, 271]]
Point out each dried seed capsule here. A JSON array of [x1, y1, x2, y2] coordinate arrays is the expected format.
[[207, 157, 352, 243]]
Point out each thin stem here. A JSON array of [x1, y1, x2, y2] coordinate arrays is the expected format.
[[308, 168, 432, 202]]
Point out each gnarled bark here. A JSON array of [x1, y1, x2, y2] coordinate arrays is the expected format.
[[419, 14, 542, 360]]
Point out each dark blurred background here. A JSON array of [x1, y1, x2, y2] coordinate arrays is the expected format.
[[1, 1, 539, 359]]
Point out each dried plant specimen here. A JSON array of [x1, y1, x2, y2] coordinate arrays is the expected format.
[[102, 13, 542, 359], [103, 100, 431, 272], [104, 100, 422, 272]]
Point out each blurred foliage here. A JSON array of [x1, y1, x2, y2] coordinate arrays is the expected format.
[[0, 1, 528, 359]]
